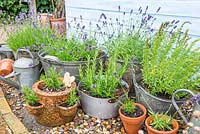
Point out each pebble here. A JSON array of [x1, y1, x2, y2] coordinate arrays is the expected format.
[[84, 115, 90, 120]]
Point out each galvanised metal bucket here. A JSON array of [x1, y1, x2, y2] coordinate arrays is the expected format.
[[39, 51, 99, 81], [133, 69, 183, 115], [0, 44, 14, 60], [13, 49, 40, 89], [77, 81, 129, 119]]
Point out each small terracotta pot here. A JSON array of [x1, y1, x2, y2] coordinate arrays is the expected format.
[[25, 103, 44, 115], [119, 103, 147, 134], [145, 115, 179, 134], [0, 59, 14, 76], [50, 17, 66, 35], [57, 102, 78, 123]]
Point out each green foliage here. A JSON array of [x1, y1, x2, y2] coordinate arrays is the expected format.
[[23, 86, 39, 105], [37, 0, 53, 13], [0, 0, 53, 23], [80, 52, 128, 98], [6, 24, 54, 51], [0, 1, 28, 23], [122, 97, 136, 114], [66, 89, 79, 106], [40, 67, 63, 90], [107, 33, 145, 62], [42, 36, 100, 61], [150, 113, 173, 131], [142, 22, 200, 98]]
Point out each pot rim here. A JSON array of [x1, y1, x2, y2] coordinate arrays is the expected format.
[[50, 17, 66, 22], [57, 102, 78, 110], [119, 102, 147, 120], [38, 51, 105, 65], [77, 81, 129, 100], [0, 59, 14, 64], [145, 114, 179, 133], [135, 81, 184, 103], [26, 102, 44, 109], [33, 80, 76, 97]]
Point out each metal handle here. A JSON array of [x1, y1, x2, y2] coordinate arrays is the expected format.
[[172, 89, 195, 124], [16, 48, 34, 60]]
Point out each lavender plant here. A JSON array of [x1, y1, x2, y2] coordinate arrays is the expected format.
[[6, 24, 54, 51], [79, 52, 128, 98], [100, 6, 160, 62], [142, 21, 200, 98]]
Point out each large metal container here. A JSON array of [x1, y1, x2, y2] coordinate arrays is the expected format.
[[13, 49, 40, 89], [133, 70, 183, 115], [38, 51, 87, 80], [77, 81, 129, 119]]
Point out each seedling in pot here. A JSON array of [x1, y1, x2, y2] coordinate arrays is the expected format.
[[40, 67, 64, 92], [23, 86, 40, 106], [61, 89, 79, 107], [120, 94, 143, 118]]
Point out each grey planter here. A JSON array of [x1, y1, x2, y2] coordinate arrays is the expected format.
[[133, 71, 183, 115], [38, 51, 87, 81], [77, 81, 129, 119]]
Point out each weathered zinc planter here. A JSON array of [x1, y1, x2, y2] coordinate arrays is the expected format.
[[77, 81, 129, 119], [39, 51, 88, 80], [31, 80, 76, 126], [133, 72, 183, 115]]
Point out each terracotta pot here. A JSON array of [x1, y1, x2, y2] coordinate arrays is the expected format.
[[145, 115, 179, 134], [37, 13, 53, 28], [0, 59, 14, 76], [57, 102, 78, 123], [50, 17, 66, 35], [31, 80, 76, 126], [119, 103, 147, 134], [25, 103, 44, 115]]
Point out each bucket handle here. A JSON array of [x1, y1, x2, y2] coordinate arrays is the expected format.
[[16, 48, 34, 60], [172, 89, 196, 124]]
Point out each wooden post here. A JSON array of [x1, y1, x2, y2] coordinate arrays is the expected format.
[[29, 0, 37, 23]]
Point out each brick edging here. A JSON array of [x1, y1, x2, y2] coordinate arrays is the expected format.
[[0, 88, 29, 134]]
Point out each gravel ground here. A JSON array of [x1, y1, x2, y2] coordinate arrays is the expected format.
[[0, 80, 127, 134]]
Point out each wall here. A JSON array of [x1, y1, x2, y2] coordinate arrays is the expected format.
[[65, 0, 200, 40]]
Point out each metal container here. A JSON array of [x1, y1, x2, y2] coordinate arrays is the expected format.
[[0, 44, 14, 60], [172, 89, 200, 133], [38, 51, 89, 81], [133, 70, 183, 115], [13, 49, 40, 89], [77, 81, 129, 119]]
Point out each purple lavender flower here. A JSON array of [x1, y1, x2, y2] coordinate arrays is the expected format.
[[190, 93, 200, 102], [157, 7, 161, 12], [118, 6, 121, 11], [91, 84, 96, 89], [171, 20, 175, 24], [175, 20, 180, 24]]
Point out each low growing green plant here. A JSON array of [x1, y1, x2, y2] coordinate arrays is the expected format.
[[150, 113, 173, 131], [40, 67, 63, 90], [80, 52, 128, 98], [66, 89, 79, 106], [23, 86, 39, 105], [122, 97, 136, 114], [142, 22, 200, 98]]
